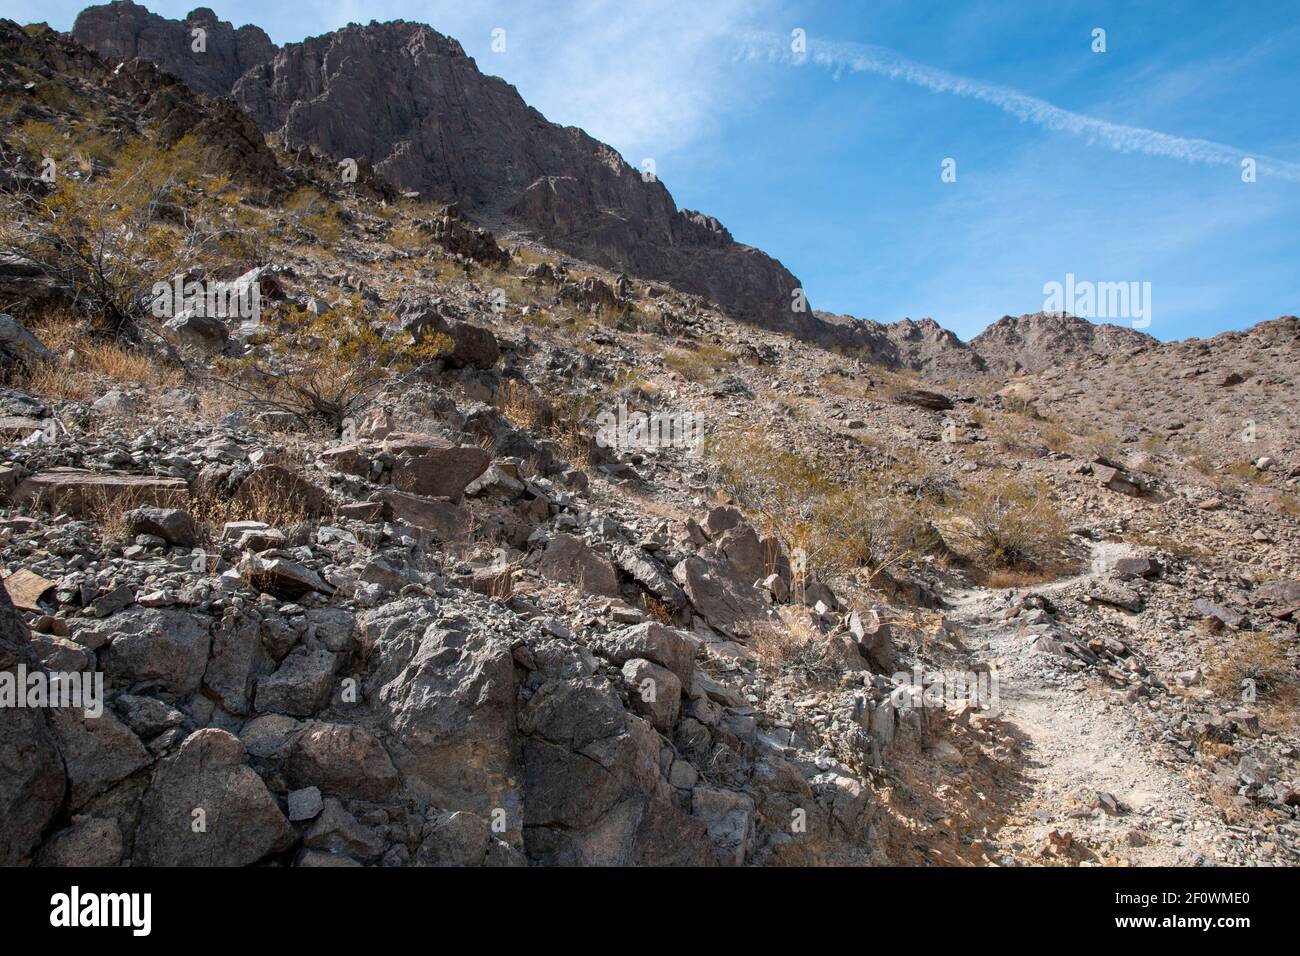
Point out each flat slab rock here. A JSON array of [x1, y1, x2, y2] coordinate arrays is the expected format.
[[13, 468, 188, 515], [1087, 583, 1143, 612], [2, 568, 55, 611]]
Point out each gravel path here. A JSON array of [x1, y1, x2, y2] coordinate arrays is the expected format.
[[941, 550, 1237, 865]]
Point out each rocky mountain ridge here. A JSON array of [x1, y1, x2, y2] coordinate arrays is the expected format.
[[970, 312, 1160, 375], [71, 2, 845, 346]]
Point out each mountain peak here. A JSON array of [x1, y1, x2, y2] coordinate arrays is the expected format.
[[971, 311, 1158, 374]]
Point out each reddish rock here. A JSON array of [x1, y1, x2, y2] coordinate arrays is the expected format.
[[383, 432, 491, 500], [380, 489, 472, 541], [537, 534, 620, 597]]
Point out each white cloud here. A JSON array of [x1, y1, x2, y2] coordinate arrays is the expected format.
[[421, 0, 779, 164], [736, 30, 1300, 183]]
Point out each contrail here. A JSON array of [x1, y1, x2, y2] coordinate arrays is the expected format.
[[736, 31, 1300, 183]]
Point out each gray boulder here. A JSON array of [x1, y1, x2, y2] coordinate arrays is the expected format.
[[134, 729, 293, 866], [287, 722, 399, 801], [361, 600, 519, 823], [0, 587, 65, 864], [673, 555, 767, 636], [537, 533, 620, 597], [0, 313, 55, 364], [48, 707, 150, 811], [254, 646, 337, 716], [98, 608, 212, 698]]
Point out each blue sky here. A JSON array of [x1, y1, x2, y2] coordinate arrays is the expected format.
[[13, 0, 1300, 341]]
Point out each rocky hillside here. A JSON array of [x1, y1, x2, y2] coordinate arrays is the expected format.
[[971, 312, 1159, 375], [71, 1, 845, 347], [815, 312, 989, 377], [0, 11, 1297, 871]]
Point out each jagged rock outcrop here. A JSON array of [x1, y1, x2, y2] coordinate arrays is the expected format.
[[72, 2, 275, 98], [0, 16, 286, 199], [0, 586, 66, 865], [811, 310, 1156, 377], [815, 312, 989, 375], [970, 311, 1158, 374]]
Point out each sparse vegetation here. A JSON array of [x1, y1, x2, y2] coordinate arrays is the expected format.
[[1205, 631, 1299, 729], [663, 342, 737, 382], [217, 296, 450, 429], [946, 474, 1070, 571], [711, 431, 941, 581]]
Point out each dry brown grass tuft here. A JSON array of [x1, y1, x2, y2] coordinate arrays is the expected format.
[[752, 616, 838, 687], [1204, 631, 1299, 730], [495, 378, 551, 431], [984, 567, 1069, 589], [187, 469, 317, 540], [12, 312, 183, 399], [663, 343, 737, 383]]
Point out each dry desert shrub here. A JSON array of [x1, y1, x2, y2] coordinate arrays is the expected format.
[[0, 134, 210, 336], [663, 342, 737, 383], [495, 377, 551, 431], [545, 390, 604, 469], [751, 616, 838, 686], [217, 296, 450, 429], [1205, 631, 1299, 729], [946, 474, 1070, 571], [710, 431, 940, 581]]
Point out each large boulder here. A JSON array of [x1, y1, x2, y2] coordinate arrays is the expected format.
[[37, 817, 125, 867], [134, 729, 293, 866], [692, 786, 756, 866], [380, 489, 471, 541], [599, 621, 697, 687], [286, 722, 399, 801], [124, 506, 198, 547], [610, 544, 687, 610], [254, 646, 338, 716], [202, 613, 272, 716], [302, 798, 385, 862], [162, 309, 230, 355], [97, 608, 212, 698], [0, 313, 55, 364], [398, 301, 499, 369], [13, 468, 189, 516], [673, 555, 767, 636], [0, 587, 65, 865], [242, 555, 334, 599], [537, 534, 620, 597], [621, 658, 681, 732], [383, 432, 492, 500], [518, 678, 713, 866], [361, 600, 520, 827], [715, 523, 769, 584], [416, 809, 525, 866], [48, 707, 150, 812]]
